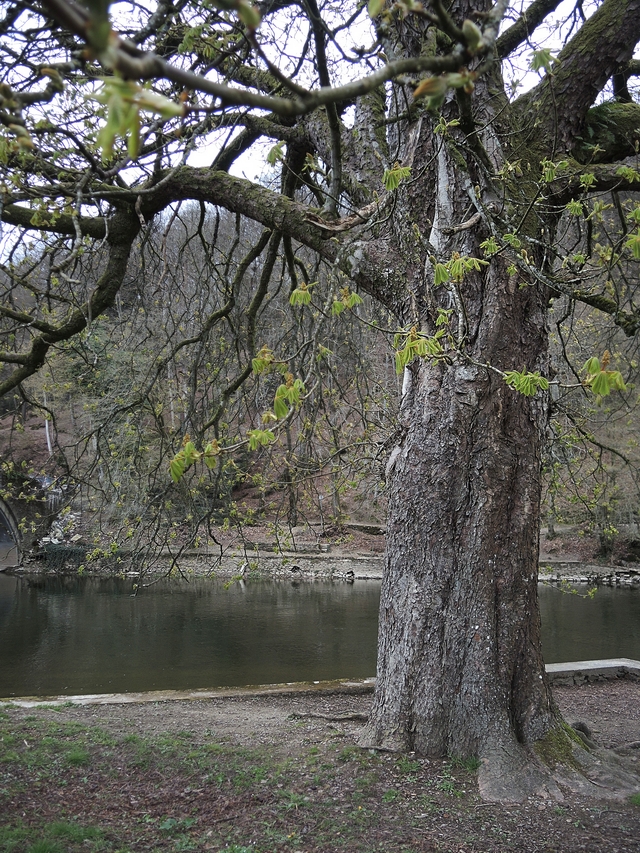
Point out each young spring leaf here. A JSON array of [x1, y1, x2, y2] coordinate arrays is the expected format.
[[169, 451, 186, 483], [530, 48, 556, 74], [461, 19, 483, 52], [203, 440, 221, 469], [433, 262, 450, 285], [273, 386, 290, 419], [289, 284, 312, 306], [582, 356, 601, 375], [383, 164, 411, 191], [624, 229, 640, 260], [413, 76, 448, 101], [566, 199, 583, 216], [267, 140, 285, 166], [247, 428, 275, 450], [480, 236, 499, 257], [504, 370, 549, 397]]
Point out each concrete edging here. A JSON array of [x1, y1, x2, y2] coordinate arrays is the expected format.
[[1, 660, 639, 708]]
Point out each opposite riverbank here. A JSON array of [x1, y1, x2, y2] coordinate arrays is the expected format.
[[9, 523, 640, 585]]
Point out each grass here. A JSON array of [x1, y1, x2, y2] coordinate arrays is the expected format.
[[0, 821, 103, 853], [1, 705, 639, 853]]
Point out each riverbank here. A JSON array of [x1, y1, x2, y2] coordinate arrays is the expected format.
[[8, 523, 640, 584], [1, 679, 639, 852]]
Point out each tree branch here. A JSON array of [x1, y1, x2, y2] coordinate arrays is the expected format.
[[0, 207, 139, 396], [38, 0, 472, 117], [496, 0, 564, 59], [518, 0, 640, 152]]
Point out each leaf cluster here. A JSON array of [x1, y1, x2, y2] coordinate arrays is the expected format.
[[582, 353, 627, 399], [169, 437, 221, 483], [393, 325, 445, 374], [503, 370, 549, 397]]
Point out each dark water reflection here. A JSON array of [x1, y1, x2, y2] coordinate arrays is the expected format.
[[0, 573, 638, 697], [0, 532, 18, 572], [0, 575, 380, 696]]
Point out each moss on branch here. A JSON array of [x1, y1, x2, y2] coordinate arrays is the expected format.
[[575, 102, 640, 163]]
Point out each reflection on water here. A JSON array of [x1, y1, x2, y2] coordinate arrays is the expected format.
[[0, 573, 638, 697], [0, 575, 380, 696], [0, 525, 18, 571]]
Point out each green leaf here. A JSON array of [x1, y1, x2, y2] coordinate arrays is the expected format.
[[624, 230, 640, 260], [582, 356, 601, 375], [504, 370, 549, 397], [383, 164, 411, 191], [183, 440, 197, 466], [252, 345, 275, 374], [368, 0, 386, 18], [248, 428, 275, 450], [413, 76, 448, 102], [267, 140, 285, 166], [289, 286, 312, 306], [503, 232, 521, 249], [530, 48, 556, 74], [608, 371, 627, 392], [203, 441, 221, 468], [273, 387, 289, 419], [590, 372, 611, 396], [479, 236, 499, 256], [461, 19, 483, 52], [616, 165, 640, 183], [435, 308, 453, 327], [169, 452, 186, 483], [331, 300, 345, 316], [566, 199, 583, 216], [433, 262, 450, 285]]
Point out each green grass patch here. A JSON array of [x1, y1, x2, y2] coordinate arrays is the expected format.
[[0, 820, 103, 853], [65, 747, 90, 766]]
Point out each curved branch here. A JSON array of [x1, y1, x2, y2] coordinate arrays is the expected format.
[[0, 207, 139, 396], [39, 0, 472, 117], [1, 202, 107, 239], [496, 0, 563, 59], [518, 0, 640, 151]]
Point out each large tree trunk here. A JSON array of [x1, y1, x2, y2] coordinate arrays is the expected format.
[[362, 292, 558, 800], [361, 64, 600, 798]]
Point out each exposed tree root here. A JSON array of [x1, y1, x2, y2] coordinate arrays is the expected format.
[[289, 711, 369, 722], [478, 733, 640, 804]]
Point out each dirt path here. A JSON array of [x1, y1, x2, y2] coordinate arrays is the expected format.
[[2, 680, 639, 853]]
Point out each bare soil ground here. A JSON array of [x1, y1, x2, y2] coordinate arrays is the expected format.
[[2, 680, 639, 853]]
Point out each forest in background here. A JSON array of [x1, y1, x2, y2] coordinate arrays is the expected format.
[[1, 200, 639, 563]]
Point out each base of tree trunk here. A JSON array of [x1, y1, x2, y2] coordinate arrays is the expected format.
[[360, 725, 640, 803], [481, 741, 640, 803]]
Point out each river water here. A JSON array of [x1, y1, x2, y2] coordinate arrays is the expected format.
[[0, 572, 639, 698]]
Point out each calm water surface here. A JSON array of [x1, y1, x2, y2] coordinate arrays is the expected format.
[[0, 571, 638, 697]]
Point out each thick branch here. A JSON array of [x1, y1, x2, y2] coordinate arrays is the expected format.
[[0, 207, 138, 396], [519, 0, 640, 151], [1, 202, 107, 239], [496, 0, 563, 59], [571, 291, 640, 337]]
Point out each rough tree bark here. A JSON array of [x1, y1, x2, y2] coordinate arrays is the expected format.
[[358, 0, 640, 800]]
